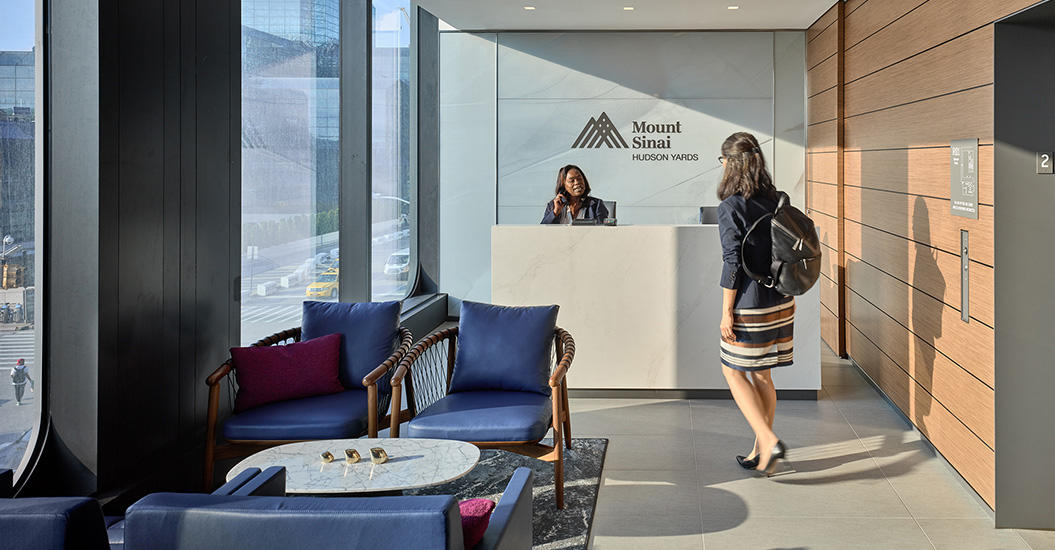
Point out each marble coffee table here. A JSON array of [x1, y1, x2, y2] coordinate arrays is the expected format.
[[227, 438, 480, 495]]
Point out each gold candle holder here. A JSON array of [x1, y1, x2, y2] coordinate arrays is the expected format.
[[370, 447, 389, 464], [320, 451, 335, 463], [345, 449, 361, 464]]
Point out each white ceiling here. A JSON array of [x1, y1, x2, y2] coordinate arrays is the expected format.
[[418, 0, 834, 31]]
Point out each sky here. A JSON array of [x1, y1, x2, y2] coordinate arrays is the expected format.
[[0, 1, 35, 51]]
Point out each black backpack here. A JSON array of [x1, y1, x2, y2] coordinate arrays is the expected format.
[[741, 191, 821, 296]]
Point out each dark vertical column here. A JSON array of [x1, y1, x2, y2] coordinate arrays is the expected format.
[[835, 0, 847, 357], [415, 6, 440, 294], [994, 4, 1055, 529], [41, 0, 102, 495], [340, 0, 372, 302]]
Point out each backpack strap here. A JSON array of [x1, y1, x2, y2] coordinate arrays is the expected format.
[[739, 192, 788, 289], [741, 212, 776, 288]]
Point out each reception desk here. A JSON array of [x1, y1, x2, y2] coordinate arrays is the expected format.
[[492, 225, 820, 394]]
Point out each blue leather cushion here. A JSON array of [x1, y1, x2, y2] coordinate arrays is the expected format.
[[0, 497, 110, 550], [223, 390, 368, 441], [406, 391, 552, 442], [301, 300, 400, 388], [448, 301, 558, 395], [124, 493, 463, 550]]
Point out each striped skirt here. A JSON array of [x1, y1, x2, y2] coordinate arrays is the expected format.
[[720, 298, 795, 371]]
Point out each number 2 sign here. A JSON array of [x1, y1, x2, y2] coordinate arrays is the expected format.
[[1039, 152, 1054, 174]]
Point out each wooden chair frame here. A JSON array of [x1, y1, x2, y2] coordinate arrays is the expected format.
[[389, 326, 576, 508], [203, 326, 414, 489]]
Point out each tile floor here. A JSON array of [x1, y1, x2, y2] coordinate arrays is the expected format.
[[577, 348, 1055, 549]]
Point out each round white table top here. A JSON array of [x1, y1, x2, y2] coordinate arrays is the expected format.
[[227, 438, 480, 494]]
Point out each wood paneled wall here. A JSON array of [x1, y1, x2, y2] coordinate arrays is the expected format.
[[807, 0, 1040, 509], [806, 3, 842, 354]]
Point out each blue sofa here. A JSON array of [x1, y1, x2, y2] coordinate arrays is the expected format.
[[123, 467, 534, 550], [0, 466, 286, 550]]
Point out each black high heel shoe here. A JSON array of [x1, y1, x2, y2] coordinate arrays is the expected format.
[[736, 455, 759, 469], [758, 440, 787, 477]]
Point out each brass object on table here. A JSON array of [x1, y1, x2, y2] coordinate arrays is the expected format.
[[344, 449, 361, 464], [370, 447, 388, 464], [320, 451, 335, 463]]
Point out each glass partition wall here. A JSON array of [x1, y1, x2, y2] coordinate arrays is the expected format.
[[0, 0, 42, 475]]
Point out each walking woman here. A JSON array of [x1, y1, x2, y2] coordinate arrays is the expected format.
[[11, 358, 33, 406], [716, 132, 792, 475]]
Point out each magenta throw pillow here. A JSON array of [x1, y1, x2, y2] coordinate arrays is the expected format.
[[459, 498, 496, 549], [230, 333, 344, 412]]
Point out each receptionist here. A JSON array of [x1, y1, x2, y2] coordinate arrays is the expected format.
[[540, 164, 609, 224]]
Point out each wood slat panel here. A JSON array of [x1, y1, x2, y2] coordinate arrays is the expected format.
[[847, 290, 994, 447], [811, 208, 839, 250], [844, 0, 1037, 83], [845, 85, 993, 150], [807, 22, 839, 69], [844, 186, 994, 265], [820, 239, 838, 282], [846, 255, 994, 388], [820, 271, 839, 312], [846, 27, 993, 117], [808, 151, 837, 184], [808, 3, 839, 43], [808, 181, 838, 218], [845, 0, 924, 49], [845, 146, 994, 205], [821, 302, 840, 354], [809, 87, 838, 125], [844, 218, 994, 326], [847, 323, 995, 507], [807, 119, 837, 153], [808, 55, 837, 98], [845, 0, 868, 16]]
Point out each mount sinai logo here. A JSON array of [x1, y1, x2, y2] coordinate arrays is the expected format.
[[571, 112, 629, 149]]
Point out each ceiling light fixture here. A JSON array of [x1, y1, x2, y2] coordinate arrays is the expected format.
[[727, 5, 740, 9], [523, 6, 535, 10], [623, 6, 635, 11]]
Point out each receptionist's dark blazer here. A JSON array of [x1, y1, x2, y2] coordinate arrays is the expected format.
[[540, 196, 609, 224]]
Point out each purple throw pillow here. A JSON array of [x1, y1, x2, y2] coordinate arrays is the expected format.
[[459, 498, 496, 549], [230, 333, 344, 412]]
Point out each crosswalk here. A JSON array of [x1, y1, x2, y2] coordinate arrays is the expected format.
[[0, 330, 35, 372], [240, 304, 302, 325]]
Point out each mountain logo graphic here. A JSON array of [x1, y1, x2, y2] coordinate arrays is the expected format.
[[571, 112, 629, 149]]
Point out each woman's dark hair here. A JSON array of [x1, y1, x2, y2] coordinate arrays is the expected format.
[[554, 164, 592, 198], [716, 132, 776, 201]]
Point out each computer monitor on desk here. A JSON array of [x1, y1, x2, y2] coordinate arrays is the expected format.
[[700, 206, 718, 224]]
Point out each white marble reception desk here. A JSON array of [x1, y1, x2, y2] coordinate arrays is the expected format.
[[492, 225, 820, 393]]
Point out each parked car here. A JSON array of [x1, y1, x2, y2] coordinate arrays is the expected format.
[[305, 269, 339, 298], [313, 252, 331, 267], [384, 248, 411, 280]]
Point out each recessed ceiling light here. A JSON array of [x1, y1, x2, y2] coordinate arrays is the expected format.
[[727, 5, 740, 9], [523, 6, 535, 10], [623, 6, 635, 11]]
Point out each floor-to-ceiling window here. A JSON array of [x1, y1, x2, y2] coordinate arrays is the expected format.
[[0, 0, 41, 473], [241, 0, 340, 344], [371, 0, 412, 301]]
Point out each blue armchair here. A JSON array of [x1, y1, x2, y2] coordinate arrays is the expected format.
[[389, 302, 576, 508], [0, 468, 110, 550], [203, 301, 414, 488], [123, 467, 534, 550]]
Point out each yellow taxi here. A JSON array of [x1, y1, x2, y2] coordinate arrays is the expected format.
[[305, 268, 339, 298]]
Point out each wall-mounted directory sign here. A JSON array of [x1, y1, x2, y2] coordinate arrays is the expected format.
[[950, 138, 979, 219]]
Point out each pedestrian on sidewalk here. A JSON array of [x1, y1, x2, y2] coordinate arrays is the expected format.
[[11, 358, 33, 406]]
